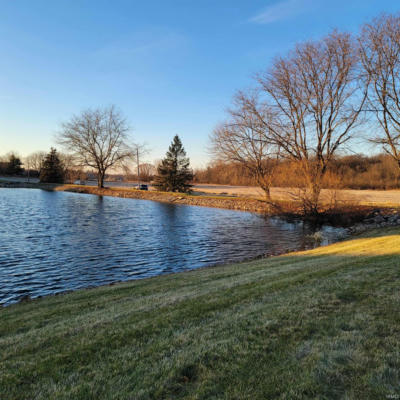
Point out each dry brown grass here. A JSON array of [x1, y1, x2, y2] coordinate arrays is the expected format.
[[193, 184, 400, 207]]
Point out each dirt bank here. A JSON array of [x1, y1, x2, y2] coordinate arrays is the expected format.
[[64, 185, 273, 213], [0, 181, 271, 213], [3, 180, 400, 227]]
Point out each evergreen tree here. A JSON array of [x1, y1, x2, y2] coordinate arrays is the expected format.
[[6, 154, 23, 175], [154, 135, 193, 193], [39, 148, 65, 183]]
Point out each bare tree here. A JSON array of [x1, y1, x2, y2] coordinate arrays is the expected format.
[[257, 31, 366, 213], [138, 163, 155, 182], [210, 91, 279, 201], [24, 151, 46, 175], [58, 106, 135, 188], [360, 14, 400, 172], [58, 152, 83, 183]]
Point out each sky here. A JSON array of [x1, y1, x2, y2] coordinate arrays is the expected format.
[[1, 0, 400, 168]]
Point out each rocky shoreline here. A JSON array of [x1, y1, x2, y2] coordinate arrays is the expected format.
[[347, 208, 400, 234]]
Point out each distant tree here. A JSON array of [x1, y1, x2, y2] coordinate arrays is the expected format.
[[58, 153, 80, 183], [6, 154, 23, 175], [154, 135, 193, 192], [138, 163, 155, 182], [39, 148, 65, 183], [58, 105, 137, 188], [24, 151, 46, 176]]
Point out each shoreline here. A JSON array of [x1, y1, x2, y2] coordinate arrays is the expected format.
[[3, 180, 400, 228], [0, 180, 272, 213]]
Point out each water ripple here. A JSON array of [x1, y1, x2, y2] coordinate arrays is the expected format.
[[0, 188, 346, 305]]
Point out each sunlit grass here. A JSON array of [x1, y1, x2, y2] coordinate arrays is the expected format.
[[291, 229, 400, 256], [1, 228, 400, 399]]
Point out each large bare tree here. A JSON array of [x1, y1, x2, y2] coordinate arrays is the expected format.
[[210, 91, 279, 201], [58, 106, 135, 188], [360, 14, 400, 171], [257, 31, 366, 213]]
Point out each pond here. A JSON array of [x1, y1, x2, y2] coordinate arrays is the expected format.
[[0, 189, 347, 305]]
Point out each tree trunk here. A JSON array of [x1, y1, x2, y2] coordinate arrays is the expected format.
[[309, 184, 321, 215], [308, 171, 323, 215], [257, 174, 272, 203], [261, 186, 271, 202], [396, 160, 400, 188], [300, 162, 323, 215], [97, 171, 105, 188]]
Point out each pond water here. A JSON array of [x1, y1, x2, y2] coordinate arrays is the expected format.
[[0, 189, 347, 305]]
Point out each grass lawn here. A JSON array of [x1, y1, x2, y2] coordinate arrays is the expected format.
[[1, 228, 400, 399]]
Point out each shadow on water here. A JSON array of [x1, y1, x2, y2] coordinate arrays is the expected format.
[[0, 188, 347, 305]]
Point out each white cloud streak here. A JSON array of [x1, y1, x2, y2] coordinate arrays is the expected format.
[[92, 29, 188, 64], [249, 0, 312, 24]]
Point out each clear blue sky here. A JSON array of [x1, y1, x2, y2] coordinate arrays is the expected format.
[[1, 0, 399, 167]]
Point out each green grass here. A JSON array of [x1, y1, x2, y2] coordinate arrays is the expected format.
[[1, 228, 400, 399]]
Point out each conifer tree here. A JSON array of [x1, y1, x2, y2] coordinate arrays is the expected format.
[[6, 154, 23, 175], [39, 148, 65, 183], [154, 135, 193, 193]]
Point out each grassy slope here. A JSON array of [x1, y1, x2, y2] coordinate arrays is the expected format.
[[1, 229, 400, 400]]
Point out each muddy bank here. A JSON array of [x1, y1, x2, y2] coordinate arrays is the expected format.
[[65, 185, 272, 212], [0, 181, 270, 213]]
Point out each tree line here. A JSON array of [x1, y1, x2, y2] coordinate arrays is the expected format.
[[5, 148, 399, 192], [194, 154, 400, 190], [0, 150, 79, 183], [210, 13, 400, 213]]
